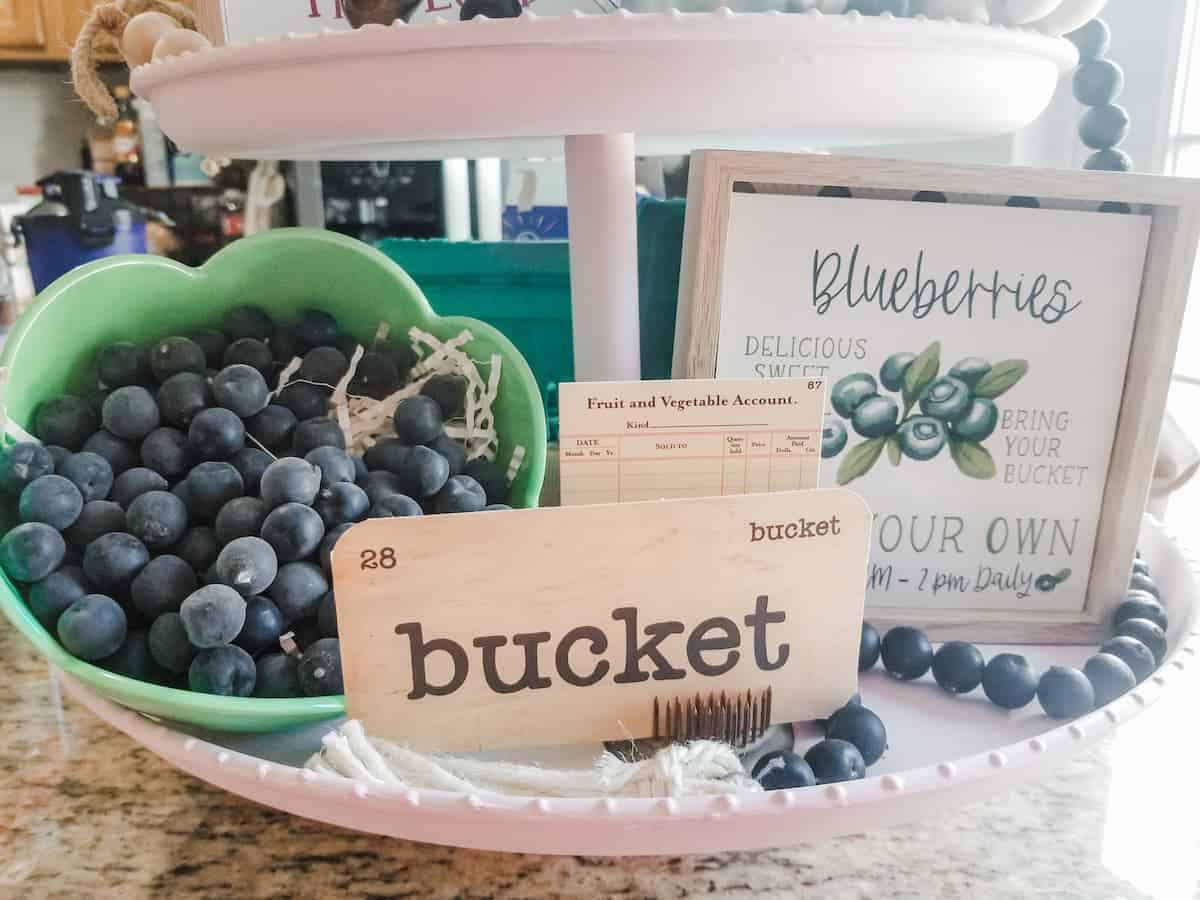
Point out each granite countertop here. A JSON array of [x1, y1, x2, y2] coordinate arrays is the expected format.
[[2, 616, 1199, 900]]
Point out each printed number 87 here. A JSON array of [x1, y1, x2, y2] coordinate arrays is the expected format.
[[361, 548, 397, 570]]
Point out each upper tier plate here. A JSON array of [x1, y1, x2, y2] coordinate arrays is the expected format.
[[131, 11, 1078, 160]]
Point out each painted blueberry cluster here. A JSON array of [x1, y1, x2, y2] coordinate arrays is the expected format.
[[822, 342, 1029, 485]]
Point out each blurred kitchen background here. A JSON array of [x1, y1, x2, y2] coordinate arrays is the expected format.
[[1, 0, 1198, 427]]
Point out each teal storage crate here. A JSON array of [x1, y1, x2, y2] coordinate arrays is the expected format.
[[378, 198, 687, 410]]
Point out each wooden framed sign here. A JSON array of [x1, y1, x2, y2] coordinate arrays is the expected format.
[[673, 151, 1200, 642], [332, 490, 869, 752]]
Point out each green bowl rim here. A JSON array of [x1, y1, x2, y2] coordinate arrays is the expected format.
[[0, 228, 547, 726]]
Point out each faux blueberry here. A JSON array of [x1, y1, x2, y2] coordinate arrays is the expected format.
[[1074, 58, 1124, 107], [822, 418, 848, 459], [1113, 593, 1167, 632], [254, 653, 301, 698], [319, 524, 353, 577], [57, 594, 127, 661], [421, 374, 468, 419], [149, 336, 207, 383], [188, 407, 246, 461], [896, 416, 946, 461], [187, 328, 230, 369], [369, 493, 423, 518], [1083, 653, 1136, 707], [140, 428, 192, 480], [99, 629, 167, 683], [347, 352, 400, 400], [130, 554, 196, 618], [184, 461, 245, 520], [824, 704, 887, 766], [931, 641, 985, 694], [1079, 104, 1129, 151], [0, 442, 56, 495], [463, 458, 509, 505], [233, 595, 286, 657], [361, 470, 407, 506], [1037, 666, 1095, 720], [0, 522, 66, 583], [148, 612, 197, 674], [363, 438, 411, 473], [751, 751, 816, 790], [858, 622, 880, 671], [125, 490, 189, 550], [266, 561, 328, 623], [830, 373, 878, 419], [245, 404, 298, 452], [981, 653, 1038, 709], [188, 645, 256, 696], [212, 364, 271, 419], [83, 532, 150, 592], [426, 434, 467, 477], [298, 637, 343, 696], [277, 382, 330, 422], [1100, 636, 1155, 683], [27, 565, 89, 630], [260, 457, 322, 508], [804, 739, 866, 784], [949, 400, 998, 443], [851, 395, 899, 439], [313, 482, 370, 528], [222, 338, 275, 378], [1114, 618, 1167, 665], [81, 430, 139, 476], [293, 417, 346, 456], [174, 526, 220, 574], [96, 342, 151, 389], [33, 396, 98, 450], [880, 626, 932, 680], [44, 445, 70, 470], [19, 475, 83, 530], [879, 353, 915, 392], [396, 445, 450, 498], [919, 376, 972, 422], [180, 584, 248, 648], [393, 396, 444, 446], [260, 502, 325, 562], [224, 305, 275, 342], [1131, 557, 1151, 577], [229, 448, 272, 497], [295, 309, 339, 349], [297, 346, 349, 387], [102, 386, 160, 440], [156, 372, 213, 429], [214, 535, 279, 597], [214, 497, 269, 546], [111, 467, 168, 508], [435, 474, 487, 514], [1067, 17, 1109, 60], [373, 338, 418, 380], [65, 500, 125, 549]]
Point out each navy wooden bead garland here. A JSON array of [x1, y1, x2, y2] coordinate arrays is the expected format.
[[754, 557, 1168, 791], [1068, 19, 1134, 173]]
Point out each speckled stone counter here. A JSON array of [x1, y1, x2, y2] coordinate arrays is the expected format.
[[3, 617, 1199, 900]]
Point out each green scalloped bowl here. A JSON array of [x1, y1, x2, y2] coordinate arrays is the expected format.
[[0, 229, 546, 732]]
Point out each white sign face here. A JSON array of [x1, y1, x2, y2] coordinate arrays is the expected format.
[[715, 192, 1152, 615]]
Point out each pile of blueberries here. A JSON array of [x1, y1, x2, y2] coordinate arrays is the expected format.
[[0, 305, 511, 699], [751, 558, 1167, 789]]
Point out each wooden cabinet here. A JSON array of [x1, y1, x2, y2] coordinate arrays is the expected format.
[[0, 0, 190, 62], [0, 0, 46, 51]]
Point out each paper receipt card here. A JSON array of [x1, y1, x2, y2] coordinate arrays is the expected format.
[[558, 378, 826, 506]]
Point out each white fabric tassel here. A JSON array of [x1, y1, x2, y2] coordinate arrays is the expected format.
[[306, 720, 760, 799]]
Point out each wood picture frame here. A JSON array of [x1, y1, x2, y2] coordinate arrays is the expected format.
[[673, 151, 1200, 643]]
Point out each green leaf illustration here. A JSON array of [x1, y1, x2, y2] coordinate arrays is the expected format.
[[973, 359, 1029, 399], [837, 436, 888, 485], [1054, 568, 1072, 583], [948, 439, 997, 480], [902, 341, 941, 415], [886, 433, 902, 466]]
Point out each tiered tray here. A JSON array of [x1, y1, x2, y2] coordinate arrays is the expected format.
[[53, 517, 1199, 855]]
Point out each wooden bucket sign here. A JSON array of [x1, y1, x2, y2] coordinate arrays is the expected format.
[[674, 152, 1200, 642], [333, 489, 869, 752]]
